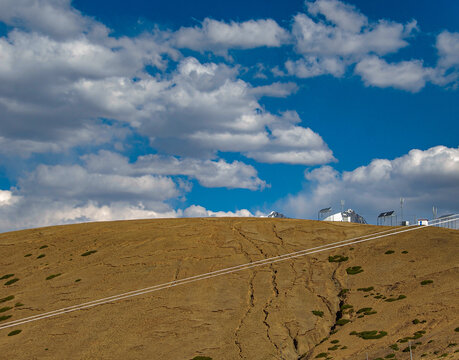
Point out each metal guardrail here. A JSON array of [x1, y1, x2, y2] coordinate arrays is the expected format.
[[428, 214, 458, 230]]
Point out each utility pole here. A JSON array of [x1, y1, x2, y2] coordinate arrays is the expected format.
[[400, 198, 404, 224], [409, 340, 413, 360]]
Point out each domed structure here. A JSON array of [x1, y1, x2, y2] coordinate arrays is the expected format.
[[323, 209, 367, 224]]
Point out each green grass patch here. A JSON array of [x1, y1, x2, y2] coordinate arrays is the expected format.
[[420, 280, 433, 285], [0, 315, 12, 321], [385, 295, 406, 302], [412, 319, 426, 324], [341, 304, 353, 310], [312, 310, 324, 317], [46, 273, 62, 280], [315, 353, 328, 358], [14, 303, 24, 307], [24, 254, 32, 257], [351, 330, 387, 339], [7, 329, 21, 336], [336, 319, 350, 326], [385, 354, 395, 359], [330, 340, 339, 344], [191, 357, 212, 360], [389, 344, 399, 351], [397, 331, 426, 343], [75, 279, 81, 282], [39, 245, 48, 249], [81, 250, 97, 257], [0, 307, 12, 313], [346, 266, 363, 275], [0, 295, 14, 303], [455, 327, 459, 332], [357, 286, 374, 292], [37, 254, 45, 259], [357, 307, 373, 314], [328, 345, 340, 350], [4, 278, 19, 286], [338, 289, 349, 297], [328, 255, 349, 263], [0, 274, 14, 280], [401, 250, 408, 254], [403, 345, 417, 352], [385, 250, 395, 254]]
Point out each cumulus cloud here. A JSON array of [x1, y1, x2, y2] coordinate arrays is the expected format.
[[0, 0, 100, 40], [0, 155, 260, 232], [276, 0, 459, 92], [437, 31, 459, 69], [281, 146, 459, 221], [0, 27, 177, 156], [0, 198, 180, 233], [0, 195, 255, 233], [307, 0, 367, 33], [285, 56, 346, 78], [183, 205, 253, 218], [355, 56, 433, 92], [82, 150, 267, 190], [172, 18, 290, 53], [0, 16, 330, 165], [19, 164, 179, 202], [285, 0, 416, 80], [63, 57, 332, 164]]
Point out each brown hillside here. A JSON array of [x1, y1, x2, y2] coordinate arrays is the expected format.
[[0, 218, 458, 359]]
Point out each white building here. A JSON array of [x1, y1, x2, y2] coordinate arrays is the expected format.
[[323, 209, 367, 224]]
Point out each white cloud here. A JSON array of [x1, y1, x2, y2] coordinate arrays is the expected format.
[[0, 123, 129, 157], [281, 146, 459, 221], [249, 82, 299, 98], [0, 190, 18, 206], [355, 56, 433, 92], [245, 123, 335, 165], [172, 18, 290, 53], [0, 198, 182, 233], [0, 193, 256, 232], [283, 0, 422, 84], [19, 164, 179, 202], [66, 57, 332, 164], [0, 23, 329, 165], [183, 205, 253, 218], [0, 0, 99, 40], [285, 56, 346, 78], [307, 0, 367, 33], [83, 150, 268, 190], [292, 12, 411, 58], [436, 31, 459, 69]]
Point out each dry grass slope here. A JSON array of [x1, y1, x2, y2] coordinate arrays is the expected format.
[[0, 218, 458, 360]]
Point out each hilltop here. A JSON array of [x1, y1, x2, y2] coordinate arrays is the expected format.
[[0, 218, 458, 359]]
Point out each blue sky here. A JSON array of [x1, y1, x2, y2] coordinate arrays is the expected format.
[[0, 0, 458, 232]]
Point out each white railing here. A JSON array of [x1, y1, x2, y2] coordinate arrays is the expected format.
[[427, 213, 458, 230]]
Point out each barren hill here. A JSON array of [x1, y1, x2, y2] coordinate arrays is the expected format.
[[0, 218, 458, 359]]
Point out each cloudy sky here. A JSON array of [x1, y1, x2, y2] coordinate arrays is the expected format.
[[0, 0, 458, 232]]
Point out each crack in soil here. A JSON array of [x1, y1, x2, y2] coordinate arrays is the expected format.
[[233, 225, 283, 358]]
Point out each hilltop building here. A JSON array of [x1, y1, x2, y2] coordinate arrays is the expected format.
[[323, 209, 367, 224], [267, 211, 287, 218]]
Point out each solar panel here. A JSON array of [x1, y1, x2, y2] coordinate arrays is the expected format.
[[378, 210, 394, 217]]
